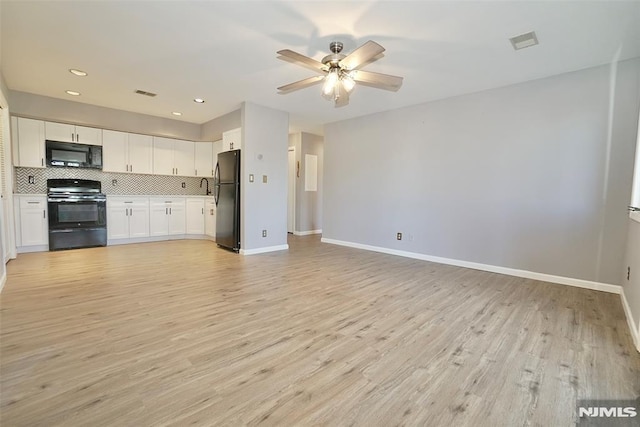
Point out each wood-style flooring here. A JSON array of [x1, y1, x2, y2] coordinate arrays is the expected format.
[[1, 235, 639, 426]]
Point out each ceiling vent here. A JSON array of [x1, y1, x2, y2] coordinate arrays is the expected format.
[[135, 89, 157, 97], [509, 31, 538, 51]]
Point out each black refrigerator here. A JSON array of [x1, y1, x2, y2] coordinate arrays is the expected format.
[[214, 150, 241, 252]]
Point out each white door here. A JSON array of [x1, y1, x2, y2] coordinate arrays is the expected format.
[[128, 134, 153, 175], [287, 148, 295, 234], [102, 130, 128, 173]]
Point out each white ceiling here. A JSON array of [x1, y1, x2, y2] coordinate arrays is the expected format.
[[2, 1, 639, 135]]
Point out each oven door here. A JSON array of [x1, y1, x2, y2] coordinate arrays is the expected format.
[[48, 196, 106, 230]]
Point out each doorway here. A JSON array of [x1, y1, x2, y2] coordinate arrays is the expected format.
[[287, 148, 296, 234]]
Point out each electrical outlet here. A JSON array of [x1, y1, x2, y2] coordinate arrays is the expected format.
[[249, 174, 254, 183], [262, 229, 267, 237], [28, 176, 35, 184], [181, 182, 186, 188], [112, 179, 117, 186], [263, 175, 268, 183], [397, 232, 402, 240]]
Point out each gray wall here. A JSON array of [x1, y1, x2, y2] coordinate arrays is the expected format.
[[241, 102, 288, 251], [201, 109, 241, 141], [9, 91, 202, 141], [324, 58, 640, 286], [624, 219, 640, 343], [288, 132, 323, 233]]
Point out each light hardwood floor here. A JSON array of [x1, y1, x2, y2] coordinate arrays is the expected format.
[[1, 236, 638, 426]]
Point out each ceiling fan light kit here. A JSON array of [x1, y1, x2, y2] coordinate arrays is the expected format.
[[277, 40, 403, 108]]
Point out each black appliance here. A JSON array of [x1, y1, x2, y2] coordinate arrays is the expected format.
[[214, 150, 240, 252], [47, 179, 107, 250], [46, 140, 103, 169]]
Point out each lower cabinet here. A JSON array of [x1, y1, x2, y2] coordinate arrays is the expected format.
[[107, 197, 150, 239], [149, 198, 186, 237], [186, 198, 205, 235], [14, 195, 48, 249], [205, 200, 216, 239]]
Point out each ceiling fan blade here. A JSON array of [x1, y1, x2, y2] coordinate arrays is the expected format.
[[277, 75, 325, 94], [334, 83, 350, 108], [277, 49, 328, 72], [339, 40, 385, 70], [351, 70, 403, 91]]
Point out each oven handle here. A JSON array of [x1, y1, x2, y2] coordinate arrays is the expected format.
[[48, 198, 106, 203]]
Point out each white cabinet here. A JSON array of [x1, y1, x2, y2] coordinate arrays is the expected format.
[[107, 197, 150, 239], [103, 130, 153, 174], [149, 198, 186, 236], [186, 198, 205, 235], [205, 200, 216, 239], [222, 128, 242, 152], [153, 137, 195, 176], [212, 140, 223, 170], [45, 121, 102, 145], [195, 142, 214, 177], [14, 196, 48, 247], [12, 117, 45, 168]]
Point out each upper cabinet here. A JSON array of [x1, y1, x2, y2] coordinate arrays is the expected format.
[[12, 117, 45, 168], [45, 121, 102, 145], [194, 142, 214, 177], [222, 128, 242, 152], [103, 130, 153, 174], [153, 137, 195, 177]]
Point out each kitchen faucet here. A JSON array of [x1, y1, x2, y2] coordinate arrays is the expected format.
[[200, 177, 211, 195]]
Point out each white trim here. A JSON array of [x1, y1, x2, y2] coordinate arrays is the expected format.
[[0, 270, 5, 293], [321, 238, 621, 294], [240, 244, 289, 255], [293, 229, 322, 236], [621, 289, 640, 353], [16, 244, 49, 253]]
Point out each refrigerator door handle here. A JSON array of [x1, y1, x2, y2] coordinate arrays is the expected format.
[[214, 162, 220, 206]]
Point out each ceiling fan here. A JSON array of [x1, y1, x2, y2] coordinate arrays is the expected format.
[[277, 40, 403, 108]]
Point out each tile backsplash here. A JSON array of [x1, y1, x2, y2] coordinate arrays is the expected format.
[[15, 167, 213, 195]]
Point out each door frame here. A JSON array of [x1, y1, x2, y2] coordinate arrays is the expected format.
[[287, 147, 296, 234]]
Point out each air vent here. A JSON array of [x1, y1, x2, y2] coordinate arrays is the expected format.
[[135, 89, 157, 97], [509, 31, 539, 51]]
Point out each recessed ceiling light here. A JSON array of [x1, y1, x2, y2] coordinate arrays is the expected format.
[[65, 90, 81, 96], [69, 69, 88, 77], [194, 98, 205, 103], [172, 111, 182, 116], [509, 31, 539, 51]]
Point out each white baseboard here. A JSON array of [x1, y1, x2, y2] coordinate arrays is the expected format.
[[0, 270, 6, 293], [16, 245, 49, 254], [240, 244, 289, 255], [293, 229, 322, 236], [320, 238, 621, 294], [621, 289, 640, 353]]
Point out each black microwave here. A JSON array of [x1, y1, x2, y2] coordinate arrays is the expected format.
[[46, 140, 102, 169]]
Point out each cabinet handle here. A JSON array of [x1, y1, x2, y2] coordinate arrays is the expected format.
[[165, 207, 168, 215], [129, 208, 132, 216], [41, 158, 44, 166], [195, 169, 197, 175], [27, 201, 40, 204], [201, 208, 204, 214], [176, 168, 178, 175], [130, 165, 133, 172], [43, 210, 46, 218], [169, 207, 172, 215], [76, 133, 80, 142], [72, 133, 75, 142]]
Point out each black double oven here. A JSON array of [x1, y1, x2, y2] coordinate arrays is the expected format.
[[47, 179, 107, 250]]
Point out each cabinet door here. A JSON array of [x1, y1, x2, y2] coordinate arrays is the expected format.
[[186, 199, 205, 234], [149, 203, 169, 236], [45, 122, 75, 143], [75, 125, 102, 145], [174, 140, 195, 176], [107, 204, 129, 239], [212, 140, 223, 175], [16, 118, 45, 168], [153, 137, 175, 176], [205, 201, 216, 238], [223, 128, 241, 151], [194, 142, 214, 177], [19, 198, 48, 246], [129, 203, 150, 238], [128, 134, 153, 174], [102, 130, 129, 173], [168, 200, 186, 235]]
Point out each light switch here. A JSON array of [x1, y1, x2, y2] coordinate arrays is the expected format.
[[249, 174, 254, 182], [263, 175, 268, 183]]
